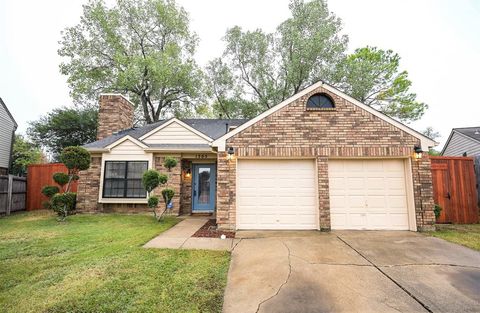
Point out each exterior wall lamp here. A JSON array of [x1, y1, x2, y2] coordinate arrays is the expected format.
[[227, 147, 235, 161], [185, 168, 191, 178], [413, 146, 423, 160]]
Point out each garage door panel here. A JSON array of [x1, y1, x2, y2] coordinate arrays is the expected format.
[[237, 160, 318, 230], [329, 159, 409, 230]]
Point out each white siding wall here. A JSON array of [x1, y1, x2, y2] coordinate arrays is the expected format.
[[143, 121, 209, 144], [443, 132, 480, 156], [0, 104, 16, 169]]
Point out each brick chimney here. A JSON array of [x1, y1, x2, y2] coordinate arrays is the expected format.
[[97, 94, 134, 140]]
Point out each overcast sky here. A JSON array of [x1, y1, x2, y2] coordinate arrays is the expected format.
[[1, 0, 479, 149]]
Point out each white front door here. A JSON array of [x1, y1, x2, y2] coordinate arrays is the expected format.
[[328, 159, 410, 230], [236, 159, 318, 230]]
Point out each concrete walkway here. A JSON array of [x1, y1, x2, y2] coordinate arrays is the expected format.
[[224, 231, 480, 313], [144, 218, 240, 251]]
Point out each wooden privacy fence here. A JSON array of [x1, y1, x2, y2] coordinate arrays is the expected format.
[[430, 156, 479, 224], [26, 163, 78, 211], [0, 175, 27, 215]]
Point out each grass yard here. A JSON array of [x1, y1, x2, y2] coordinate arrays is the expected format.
[[0, 211, 230, 313], [429, 223, 480, 251]]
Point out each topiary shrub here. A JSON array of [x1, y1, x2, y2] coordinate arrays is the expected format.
[[142, 170, 168, 193], [161, 188, 175, 206], [163, 156, 178, 171], [42, 185, 60, 198], [51, 192, 76, 219], [53, 172, 70, 190], [42, 146, 91, 221], [147, 196, 159, 209]]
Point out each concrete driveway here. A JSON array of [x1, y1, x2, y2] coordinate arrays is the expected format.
[[223, 231, 480, 313]]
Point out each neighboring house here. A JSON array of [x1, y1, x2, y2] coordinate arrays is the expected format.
[[0, 98, 18, 175], [78, 81, 437, 231], [441, 127, 480, 156]]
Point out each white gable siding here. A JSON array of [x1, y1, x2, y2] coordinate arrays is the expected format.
[[442, 132, 480, 156], [109, 139, 148, 157], [142, 121, 209, 145], [0, 104, 16, 169]]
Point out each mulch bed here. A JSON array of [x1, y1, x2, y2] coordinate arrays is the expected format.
[[193, 219, 236, 238]]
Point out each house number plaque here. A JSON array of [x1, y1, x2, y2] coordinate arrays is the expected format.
[[195, 154, 208, 159]]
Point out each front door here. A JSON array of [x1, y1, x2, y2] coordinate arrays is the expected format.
[[192, 164, 216, 212]]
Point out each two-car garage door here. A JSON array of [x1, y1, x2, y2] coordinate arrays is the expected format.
[[236, 159, 411, 230]]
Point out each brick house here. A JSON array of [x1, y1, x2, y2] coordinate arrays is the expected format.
[[78, 81, 437, 231]]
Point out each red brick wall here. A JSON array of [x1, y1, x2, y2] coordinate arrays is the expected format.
[[217, 85, 435, 231], [76, 155, 102, 212], [97, 95, 134, 140]]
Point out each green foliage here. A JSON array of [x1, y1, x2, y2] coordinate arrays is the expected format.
[[334, 46, 427, 122], [434, 204, 442, 220], [58, 0, 203, 122], [142, 170, 168, 193], [10, 135, 42, 176], [207, 0, 347, 118], [27, 106, 97, 160], [147, 196, 159, 209], [41, 186, 60, 198], [163, 156, 178, 171], [53, 172, 70, 187], [161, 188, 175, 204], [428, 149, 441, 156], [60, 146, 91, 173], [51, 192, 77, 219]]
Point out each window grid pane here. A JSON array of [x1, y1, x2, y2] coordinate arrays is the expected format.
[[103, 161, 148, 198]]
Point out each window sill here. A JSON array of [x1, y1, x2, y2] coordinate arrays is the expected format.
[[99, 198, 148, 204]]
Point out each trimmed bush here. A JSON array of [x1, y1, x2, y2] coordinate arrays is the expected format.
[[41, 186, 60, 198], [147, 196, 159, 209], [53, 172, 70, 187], [51, 192, 77, 218], [161, 188, 175, 204], [60, 146, 90, 172], [163, 156, 178, 171], [142, 170, 167, 192]]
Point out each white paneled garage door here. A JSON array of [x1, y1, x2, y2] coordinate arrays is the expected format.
[[329, 159, 410, 230], [237, 159, 317, 230]]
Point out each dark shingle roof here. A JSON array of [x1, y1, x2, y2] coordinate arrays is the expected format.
[[455, 127, 480, 143], [83, 118, 248, 149]]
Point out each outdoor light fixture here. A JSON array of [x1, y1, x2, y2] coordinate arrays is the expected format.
[[413, 146, 423, 160], [185, 168, 191, 178], [227, 147, 235, 160]]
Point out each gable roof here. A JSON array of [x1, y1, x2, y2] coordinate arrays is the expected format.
[[83, 118, 248, 150], [139, 118, 214, 142], [440, 127, 480, 155], [212, 81, 437, 151], [0, 98, 18, 128]]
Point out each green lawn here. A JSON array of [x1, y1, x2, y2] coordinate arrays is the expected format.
[[429, 224, 480, 251], [0, 211, 230, 313]]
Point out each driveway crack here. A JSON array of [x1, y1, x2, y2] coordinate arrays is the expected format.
[[379, 263, 480, 270], [230, 238, 243, 252], [255, 240, 292, 313], [290, 254, 372, 267], [336, 235, 433, 313]]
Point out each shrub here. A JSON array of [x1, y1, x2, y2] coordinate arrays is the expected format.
[[163, 156, 178, 171], [147, 196, 159, 209], [60, 146, 90, 173], [142, 170, 168, 192], [41, 185, 60, 198], [161, 188, 175, 205], [434, 204, 442, 220], [51, 192, 76, 220], [53, 172, 70, 187]]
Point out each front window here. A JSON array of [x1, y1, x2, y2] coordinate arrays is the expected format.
[[103, 161, 148, 198]]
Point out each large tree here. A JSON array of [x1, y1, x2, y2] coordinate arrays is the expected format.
[[59, 0, 202, 123], [207, 0, 426, 122], [207, 0, 347, 118], [27, 106, 98, 160], [334, 47, 427, 122]]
